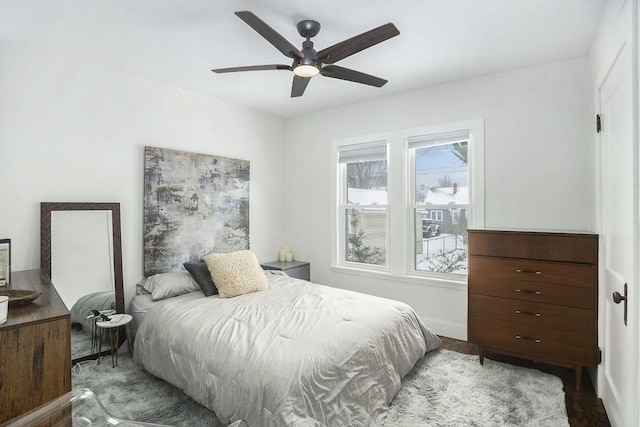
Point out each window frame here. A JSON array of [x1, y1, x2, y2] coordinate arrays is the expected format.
[[330, 119, 484, 287], [408, 137, 469, 279], [337, 141, 390, 271]]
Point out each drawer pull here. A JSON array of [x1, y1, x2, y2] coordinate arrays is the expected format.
[[515, 269, 541, 275], [515, 310, 541, 317], [515, 289, 542, 295], [515, 335, 541, 343]]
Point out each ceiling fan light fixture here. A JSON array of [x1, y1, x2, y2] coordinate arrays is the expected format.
[[293, 64, 320, 78]]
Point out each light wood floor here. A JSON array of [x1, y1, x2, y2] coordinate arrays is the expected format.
[[440, 337, 611, 427]]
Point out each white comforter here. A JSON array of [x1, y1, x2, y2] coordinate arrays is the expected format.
[[134, 272, 441, 426]]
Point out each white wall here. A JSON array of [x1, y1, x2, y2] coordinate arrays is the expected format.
[[0, 40, 595, 340], [284, 58, 594, 338], [0, 41, 287, 304]]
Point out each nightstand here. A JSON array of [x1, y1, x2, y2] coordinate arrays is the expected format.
[[261, 260, 310, 281]]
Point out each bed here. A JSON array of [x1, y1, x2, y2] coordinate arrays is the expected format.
[[70, 291, 116, 332], [133, 266, 441, 426]]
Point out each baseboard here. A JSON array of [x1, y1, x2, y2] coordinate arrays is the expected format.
[[420, 315, 467, 341]]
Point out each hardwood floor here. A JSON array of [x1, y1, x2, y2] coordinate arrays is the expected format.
[[440, 337, 610, 427]]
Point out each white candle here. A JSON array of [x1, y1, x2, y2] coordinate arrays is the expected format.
[[284, 245, 291, 254], [286, 252, 293, 262], [279, 249, 286, 262]]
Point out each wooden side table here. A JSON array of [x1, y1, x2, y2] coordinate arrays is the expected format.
[[0, 269, 71, 423], [261, 260, 310, 281], [96, 313, 132, 368]]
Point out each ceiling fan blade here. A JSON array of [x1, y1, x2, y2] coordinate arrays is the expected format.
[[291, 75, 311, 97], [235, 11, 304, 59], [212, 64, 291, 73], [320, 65, 388, 87], [317, 23, 399, 64]]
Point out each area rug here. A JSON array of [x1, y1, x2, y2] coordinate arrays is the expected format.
[[71, 348, 569, 426]]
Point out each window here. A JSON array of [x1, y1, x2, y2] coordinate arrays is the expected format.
[[338, 143, 388, 267], [331, 120, 484, 284], [410, 132, 469, 275]]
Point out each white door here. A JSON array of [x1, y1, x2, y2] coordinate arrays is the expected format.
[[598, 39, 635, 427]]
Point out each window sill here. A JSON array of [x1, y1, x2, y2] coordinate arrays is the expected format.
[[329, 265, 468, 291]]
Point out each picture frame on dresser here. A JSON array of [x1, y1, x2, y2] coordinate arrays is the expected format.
[[0, 238, 10, 286]]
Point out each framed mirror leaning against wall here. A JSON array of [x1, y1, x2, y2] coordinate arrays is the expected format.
[[41, 202, 124, 363]]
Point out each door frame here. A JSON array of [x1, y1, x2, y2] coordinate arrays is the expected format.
[[593, 1, 639, 426]]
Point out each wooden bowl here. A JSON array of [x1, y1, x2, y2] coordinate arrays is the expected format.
[[0, 289, 43, 307]]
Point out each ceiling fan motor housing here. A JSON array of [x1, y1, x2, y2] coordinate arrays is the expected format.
[[300, 40, 317, 65], [297, 20, 321, 39]]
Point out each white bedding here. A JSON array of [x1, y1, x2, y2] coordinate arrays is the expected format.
[[133, 272, 441, 426]]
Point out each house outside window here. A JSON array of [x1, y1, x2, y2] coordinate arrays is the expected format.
[[331, 120, 484, 285], [423, 210, 444, 222]]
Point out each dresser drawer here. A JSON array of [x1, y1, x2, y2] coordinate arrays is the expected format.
[[468, 316, 595, 366], [468, 230, 597, 263], [469, 294, 594, 334], [469, 256, 595, 288], [469, 275, 594, 309]]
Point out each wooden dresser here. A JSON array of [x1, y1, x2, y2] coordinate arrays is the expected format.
[[467, 229, 599, 389], [0, 269, 71, 423]]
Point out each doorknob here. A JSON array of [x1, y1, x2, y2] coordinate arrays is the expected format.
[[612, 291, 626, 304], [612, 283, 628, 326]]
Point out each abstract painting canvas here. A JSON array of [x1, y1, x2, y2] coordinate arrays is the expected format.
[[143, 146, 250, 276]]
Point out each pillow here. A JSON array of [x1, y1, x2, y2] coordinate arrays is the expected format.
[[203, 250, 268, 298], [143, 271, 202, 301], [184, 261, 218, 296], [136, 278, 151, 295], [70, 291, 116, 331]]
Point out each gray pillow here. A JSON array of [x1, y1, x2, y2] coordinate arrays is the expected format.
[[184, 261, 218, 296], [143, 271, 201, 300]]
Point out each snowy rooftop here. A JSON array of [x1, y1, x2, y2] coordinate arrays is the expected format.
[[347, 188, 387, 205], [348, 186, 467, 205], [422, 186, 468, 205]]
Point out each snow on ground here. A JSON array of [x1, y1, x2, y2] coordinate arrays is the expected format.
[[416, 233, 467, 274]]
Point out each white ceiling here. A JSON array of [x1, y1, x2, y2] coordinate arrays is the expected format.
[[0, 0, 607, 119]]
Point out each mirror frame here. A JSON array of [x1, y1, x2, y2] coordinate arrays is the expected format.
[[41, 202, 125, 362]]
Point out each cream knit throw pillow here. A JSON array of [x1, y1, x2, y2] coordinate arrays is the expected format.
[[204, 250, 268, 298]]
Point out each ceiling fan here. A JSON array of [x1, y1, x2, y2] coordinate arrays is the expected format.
[[212, 11, 400, 98]]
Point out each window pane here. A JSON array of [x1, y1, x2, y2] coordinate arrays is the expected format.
[[415, 141, 467, 205], [345, 208, 386, 266], [346, 160, 387, 204], [415, 208, 468, 274]]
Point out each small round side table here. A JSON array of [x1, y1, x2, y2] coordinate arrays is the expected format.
[[96, 313, 133, 368], [90, 309, 116, 354]]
